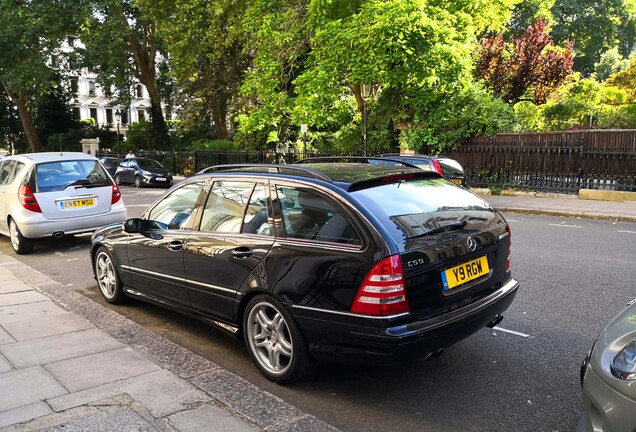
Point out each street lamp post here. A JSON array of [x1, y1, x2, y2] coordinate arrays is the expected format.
[[115, 109, 121, 156], [301, 124, 308, 159], [361, 84, 371, 157]]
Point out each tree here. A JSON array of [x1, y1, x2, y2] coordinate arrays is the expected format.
[[605, 56, 636, 103], [238, 0, 518, 150], [142, 0, 248, 141], [475, 17, 574, 105], [594, 48, 630, 82], [81, 0, 171, 150], [0, 0, 84, 152], [550, 0, 636, 75]]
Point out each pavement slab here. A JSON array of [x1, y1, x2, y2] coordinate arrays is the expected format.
[[39, 406, 157, 432], [0, 354, 12, 374], [0, 302, 65, 325], [0, 281, 32, 295], [1, 312, 92, 342], [0, 328, 123, 369], [50, 369, 211, 418], [0, 402, 52, 428], [0, 291, 49, 307], [167, 403, 259, 432], [45, 347, 162, 393], [0, 328, 14, 346], [0, 366, 67, 412]]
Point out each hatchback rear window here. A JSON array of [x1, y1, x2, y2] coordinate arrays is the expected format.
[[353, 178, 497, 245], [35, 160, 111, 192]]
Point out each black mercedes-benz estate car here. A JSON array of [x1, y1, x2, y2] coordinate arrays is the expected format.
[[91, 161, 519, 383]]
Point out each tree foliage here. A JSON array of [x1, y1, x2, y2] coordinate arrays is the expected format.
[[0, 0, 85, 152], [80, 0, 171, 149], [475, 17, 574, 105]]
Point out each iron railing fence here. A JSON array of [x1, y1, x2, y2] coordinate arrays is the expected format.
[[99, 130, 636, 194], [444, 130, 636, 193]]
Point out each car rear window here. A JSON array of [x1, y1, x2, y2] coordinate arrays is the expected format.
[[352, 178, 498, 246], [436, 158, 464, 175], [35, 160, 111, 192]]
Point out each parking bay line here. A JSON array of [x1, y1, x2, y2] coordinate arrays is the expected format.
[[548, 223, 581, 228], [493, 326, 531, 338], [618, 230, 636, 234]]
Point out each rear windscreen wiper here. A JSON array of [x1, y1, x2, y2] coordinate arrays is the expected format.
[[66, 179, 104, 189], [407, 220, 467, 239]]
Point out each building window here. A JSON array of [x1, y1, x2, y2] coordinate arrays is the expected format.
[[106, 109, 113, 125], [136, 84, 143, 98], [71, 78, 79, 94], [137, 109, 145, 122], [120, 110, 128, 125], [72, 107, 80, 120], [90, 108, 98, 122], [88, 81, 96, 96]]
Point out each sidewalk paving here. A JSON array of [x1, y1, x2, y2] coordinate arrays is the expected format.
[[0, 192, 634, 431], [0, 254, 339, 432]]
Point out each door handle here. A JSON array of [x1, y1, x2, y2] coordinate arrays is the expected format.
[[231, 247, 253, 258], [167, 241, 183, 251]]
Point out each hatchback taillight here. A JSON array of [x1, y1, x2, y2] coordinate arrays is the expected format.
[[350, 255, 410, 316], [18, 185, 42, 213], [432, 159, 443, 175], [505, 223, 512, 272], [111, 182, 122, 205]]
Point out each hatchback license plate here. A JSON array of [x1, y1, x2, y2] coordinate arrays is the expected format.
[[441, 256, 490, 290], [58, 198, 95, 210], [451, 178, 463, 185], [155, 177, 166, 181]]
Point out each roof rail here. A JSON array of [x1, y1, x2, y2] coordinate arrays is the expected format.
[[197, 163, 333, 182], [295, 156, 421, 169]]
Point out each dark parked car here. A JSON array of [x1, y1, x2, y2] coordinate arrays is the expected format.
[[113, 157, 173, 188], [373, 153, 467, 186], [98, 157, 123, 178], [91, 162, 518, 383]]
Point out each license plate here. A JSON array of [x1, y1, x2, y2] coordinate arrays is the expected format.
[[155, 177, 166, 181], [58, 198, 95, 210], [451, 178, 463, 185], [441, 256, 490, 291]]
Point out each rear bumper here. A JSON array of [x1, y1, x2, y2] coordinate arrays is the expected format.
[[15, 206, 127, 239], [292, 278, 519, 364]]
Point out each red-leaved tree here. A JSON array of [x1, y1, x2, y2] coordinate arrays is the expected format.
[[475, 18, 574, 105]]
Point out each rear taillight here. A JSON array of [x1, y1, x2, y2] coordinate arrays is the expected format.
[[350, 255, 410, 316], [18, 185, 41, 213], [111, 182, 122, 205], [432, 159, 443, 175], [505, 223, 512, 272]]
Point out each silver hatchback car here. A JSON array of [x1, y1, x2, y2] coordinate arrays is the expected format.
[[578, 298, 636, 431], [0, 152, 127, 254]]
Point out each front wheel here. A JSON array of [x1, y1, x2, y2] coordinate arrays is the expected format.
[[93, 247, 126, 304], [134, 175, 143, 188], [9, 218, 34, 254], [243, 295, 314, 383]]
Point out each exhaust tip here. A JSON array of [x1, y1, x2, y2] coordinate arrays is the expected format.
[[486, 315, 504, 328], [52, 231, 65, 238]]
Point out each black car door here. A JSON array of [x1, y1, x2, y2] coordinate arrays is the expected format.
[[125, 181, 206, 307], [184, 180, 275, 322]]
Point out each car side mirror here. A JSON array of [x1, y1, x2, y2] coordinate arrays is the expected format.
[[281, 197, 295, 209], [124, 218, 170, 234]]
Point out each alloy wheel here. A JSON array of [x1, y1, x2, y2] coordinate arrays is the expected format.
[[246, 301, 294, 376]]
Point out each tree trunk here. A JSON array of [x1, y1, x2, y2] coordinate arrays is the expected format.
[[212, 93, 229, 140], [351, 84, 364, 114], [1, 81, 41, 152]]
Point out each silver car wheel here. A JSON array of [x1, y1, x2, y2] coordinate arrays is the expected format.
[[246, 301, 294, 376], [94, 248, 124, 303], [9, 219, 33, 254]]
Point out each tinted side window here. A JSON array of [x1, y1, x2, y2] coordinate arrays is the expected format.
[[277, 187, 361, 244], [200, 181, 254, 233], [147, 182, 205, 229], [242, 184, 272, 236]]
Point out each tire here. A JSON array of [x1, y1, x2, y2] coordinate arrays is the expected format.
[[93, 247, 126, 304], [243, 294, 314, 383], [114, 174, 122, 186], [134, 175, 143, 188], [9, 218, 34, 255]]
